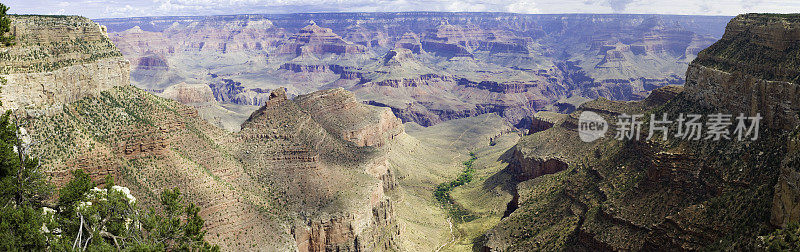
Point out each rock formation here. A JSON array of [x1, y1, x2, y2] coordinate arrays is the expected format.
[[683, 14, 800, 229], [0, 15, 129, 110], [6, 15, 406, 251], [278, 21, 366, 56], [484, 14, 800, 251], [96, 13, 729, 129]]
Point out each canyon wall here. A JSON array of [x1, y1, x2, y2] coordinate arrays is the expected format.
[[96, 14, 729, 129], [684, 14, 800, 229], [486, 14, 800, 251], [0, 15, 129, 110]]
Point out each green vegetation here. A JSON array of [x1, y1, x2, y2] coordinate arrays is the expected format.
[[0, 111, 53, 250], [52, 171, 219, 251], [0, 3, 13, 47], [434, 152, 476, 204], [695, 14, 800, 83], [433, 152, 479, 222], [0, 85, 218, 250], [761, 222, 800, 251]]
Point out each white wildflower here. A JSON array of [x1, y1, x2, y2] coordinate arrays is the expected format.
[[112, 185, 136, 204], [77, 201, 92, 211], [19, 127, 31, 145]]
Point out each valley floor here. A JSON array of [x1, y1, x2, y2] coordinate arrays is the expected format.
[[386, 114, 520, 251]]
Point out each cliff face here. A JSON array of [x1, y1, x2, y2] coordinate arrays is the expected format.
[[485, 14, 800, 251], [687, 14, 800, 129], [0, 15, 129, 110], [685, 14, 800, 229]]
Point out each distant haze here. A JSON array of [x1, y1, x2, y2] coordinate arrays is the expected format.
[[5, 0, 800, 19]]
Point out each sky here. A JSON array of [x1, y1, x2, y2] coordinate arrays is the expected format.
[[6, 0, 800, 19]]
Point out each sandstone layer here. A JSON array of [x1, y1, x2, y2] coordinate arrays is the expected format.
[[0, 15, 129, 110]]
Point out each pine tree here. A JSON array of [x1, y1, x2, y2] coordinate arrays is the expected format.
[[0, 3, 14, 47], [0, 111, 55, 250]]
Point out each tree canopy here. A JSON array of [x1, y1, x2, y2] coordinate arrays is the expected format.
[[0, 3, 14, 46]]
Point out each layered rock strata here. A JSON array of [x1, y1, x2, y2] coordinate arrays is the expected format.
[[0, 15, 129, 110]]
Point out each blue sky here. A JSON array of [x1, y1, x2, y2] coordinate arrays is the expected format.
[[6, 0, 800, 18]]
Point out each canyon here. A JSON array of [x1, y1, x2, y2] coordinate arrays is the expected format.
[[484, 13, 800, 250], [2, 10, 798, 252], [96, 13, 730, 128]]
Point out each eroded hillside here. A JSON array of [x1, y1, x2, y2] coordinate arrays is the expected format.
[[2, 15, 416, 251], [483, 14, 800, 251]]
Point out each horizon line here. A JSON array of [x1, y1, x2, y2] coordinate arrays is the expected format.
[[11, 11, 744, 20]]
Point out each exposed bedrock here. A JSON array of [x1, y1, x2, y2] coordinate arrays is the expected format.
[[510, 148, 568, 181], [208, 79, 271, 106], [279, 63, 364, 80], [278, 21, 366, 56], [0, 16, 130, 110], [159, 82, 216, 104], [291, 198, 397, 252], [295, 88, 404, 147]]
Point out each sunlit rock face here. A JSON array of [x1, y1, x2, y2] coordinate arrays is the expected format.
[[687, 14, 800, 130], [278, 21, 367, 56], [0, 15, 130, 111]]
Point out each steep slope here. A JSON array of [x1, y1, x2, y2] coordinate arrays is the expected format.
[[26, 85, 406, 251], [5, 15, 409, 251], [483, 14, 800, 251]]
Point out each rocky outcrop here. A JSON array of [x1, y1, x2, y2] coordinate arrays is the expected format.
[[394, 32, 423, 54], [771, 162, 800, 227], [510, 148, 568, 181], [208, 79, 271, 106], [372, 74, 452, 88], [278, 21, 366, 56], [295, 88, 404, 147], [686, 14, 800, 129], [0, 16, 129, 110], [279, 63, 364, 80], [159, 82, 216, 104], [291, 198, 397, 252], [528, 112, 558, 134]]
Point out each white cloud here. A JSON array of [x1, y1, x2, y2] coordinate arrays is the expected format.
[[506, 1, 539, 14], [4, 0, 800, 18]]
